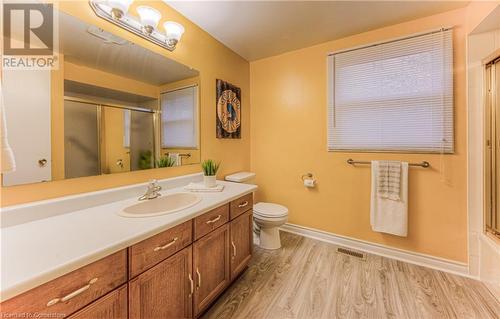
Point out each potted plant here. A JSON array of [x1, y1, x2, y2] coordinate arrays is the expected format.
[[201, 159, 220, 188]]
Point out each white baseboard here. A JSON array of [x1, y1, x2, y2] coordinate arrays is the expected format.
[[280, 223, 471, 278]]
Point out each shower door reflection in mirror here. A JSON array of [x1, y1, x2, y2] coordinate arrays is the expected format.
[[1, 11, 200, 186], [485, 56, 500, 238], [63, 98, 155, 179]]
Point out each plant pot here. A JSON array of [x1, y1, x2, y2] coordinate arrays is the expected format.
[[204, 175, 217, 188]]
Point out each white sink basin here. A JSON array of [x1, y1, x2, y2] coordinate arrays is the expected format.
[[119, 192, 202, 217]]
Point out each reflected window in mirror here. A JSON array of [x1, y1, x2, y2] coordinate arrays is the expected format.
[[160, 85, 199, 166], [161, 86, 199, 149]]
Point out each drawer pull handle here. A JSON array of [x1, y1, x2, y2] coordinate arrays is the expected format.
[[238, 201, 249, 208], [231, 241, 237, 258], [196, 268, 201, 289], [206, 215, 221, 224], [153, 237, 178, 252], [46, 278, 98, 307], [188, 273, 194, 296]]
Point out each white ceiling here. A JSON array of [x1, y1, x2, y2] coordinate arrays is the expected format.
[[166, 1, 469, 61]]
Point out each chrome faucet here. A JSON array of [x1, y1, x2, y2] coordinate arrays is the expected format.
[[139, 179, 162, 201]]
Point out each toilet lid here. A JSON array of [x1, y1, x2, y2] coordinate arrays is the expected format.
[[253, 202, 288, 218]]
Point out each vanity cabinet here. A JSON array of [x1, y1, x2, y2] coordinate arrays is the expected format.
[[194, 204, 229, 240], [129, 246, 193, 319], [68, 285, 128, 319], [1, 193, 254, 319], [230, 193, 253, 219], [230, 210, 253, 280], [0, 249, 127, 318], [193, 224, 231, 316], [128, 220, 192, 278]]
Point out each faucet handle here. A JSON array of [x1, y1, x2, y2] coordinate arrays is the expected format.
[[148, 179, 161, 192]]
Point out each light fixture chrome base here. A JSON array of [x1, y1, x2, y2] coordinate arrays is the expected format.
[[167, 38, 178, 48], [89, 0, 177, 51], [142, 25, 154, 35], [110, 8, 123, 20]]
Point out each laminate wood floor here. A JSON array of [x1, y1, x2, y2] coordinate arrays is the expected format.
[[202, 231, 500, 319]]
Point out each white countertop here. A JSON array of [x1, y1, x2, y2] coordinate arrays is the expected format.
[[0, 179, 257, 302]]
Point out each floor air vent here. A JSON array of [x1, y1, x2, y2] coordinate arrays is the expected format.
[[336, 247, 366, 260]]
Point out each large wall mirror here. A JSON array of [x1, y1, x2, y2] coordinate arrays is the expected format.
[[2, 11, 200, 186]]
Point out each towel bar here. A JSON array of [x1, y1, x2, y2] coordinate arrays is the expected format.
[[346, 158, 430, 168], [166, 152, 191, 158]]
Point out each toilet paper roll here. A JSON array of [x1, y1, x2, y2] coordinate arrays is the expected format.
[[304, 178, 315, 188]]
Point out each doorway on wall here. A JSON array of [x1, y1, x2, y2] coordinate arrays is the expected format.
[[485, 53, 500, 238]]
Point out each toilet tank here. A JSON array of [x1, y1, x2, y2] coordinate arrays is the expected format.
[[225, 171, 256, 183]]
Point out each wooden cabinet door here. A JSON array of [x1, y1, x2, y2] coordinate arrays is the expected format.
[[68, 285, 127, 319], [193, 224, 230, 316], [129, 246, 193, 319], [230, 210, 253, 280]]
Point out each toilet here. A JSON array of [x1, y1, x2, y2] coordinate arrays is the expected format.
[[225, 172, 289, 250], [252, 202, 288, 249]]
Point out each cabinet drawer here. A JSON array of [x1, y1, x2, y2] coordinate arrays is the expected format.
[[230, 193, 253, 219], [0, 250, 127, 318], [68, 284, 128, 319], [129, 220, 192, 278], [194, 204, 229, 240]]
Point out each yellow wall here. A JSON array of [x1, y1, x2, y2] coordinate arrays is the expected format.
[[250, 6, 482, 263], [0, 0, 250, 206], [64, 61, 159, 99]]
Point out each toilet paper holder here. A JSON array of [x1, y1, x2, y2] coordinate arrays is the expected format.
[[301, 173, 316, 188], [301, 173, 313, 181]]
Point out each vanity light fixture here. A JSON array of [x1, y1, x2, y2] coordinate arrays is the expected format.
[[163, 21, 184, 47], [136, 6, 161, 35], [88, 0, 184, 51], [106, 0, 133, 19]]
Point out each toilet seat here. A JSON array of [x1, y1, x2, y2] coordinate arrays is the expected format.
[[253, 202, 288, 218]]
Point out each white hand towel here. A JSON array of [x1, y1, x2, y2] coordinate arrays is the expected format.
[[184, 182, 224, 192], [0, 85, 16, 172], [377, 160, 401, 201], [168, 153, 181, 166], [370, 161, 408, 237]]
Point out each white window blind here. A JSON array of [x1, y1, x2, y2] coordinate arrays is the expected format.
[[161, 85, 198, 148], [327, 29, 453, 153]]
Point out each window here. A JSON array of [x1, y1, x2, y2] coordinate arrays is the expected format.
[[161, 85, 198, 148], [327, 29, 453, 153]]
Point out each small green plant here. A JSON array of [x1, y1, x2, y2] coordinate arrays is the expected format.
[[157, 156, 177, 168], [201, 159, 220, 176], [138, 150, 153, 170]]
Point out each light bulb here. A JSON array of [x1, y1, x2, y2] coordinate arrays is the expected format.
[[107, 0, 133, 19], [163, 21, 184, 47], [136, 6, 161, 34]]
